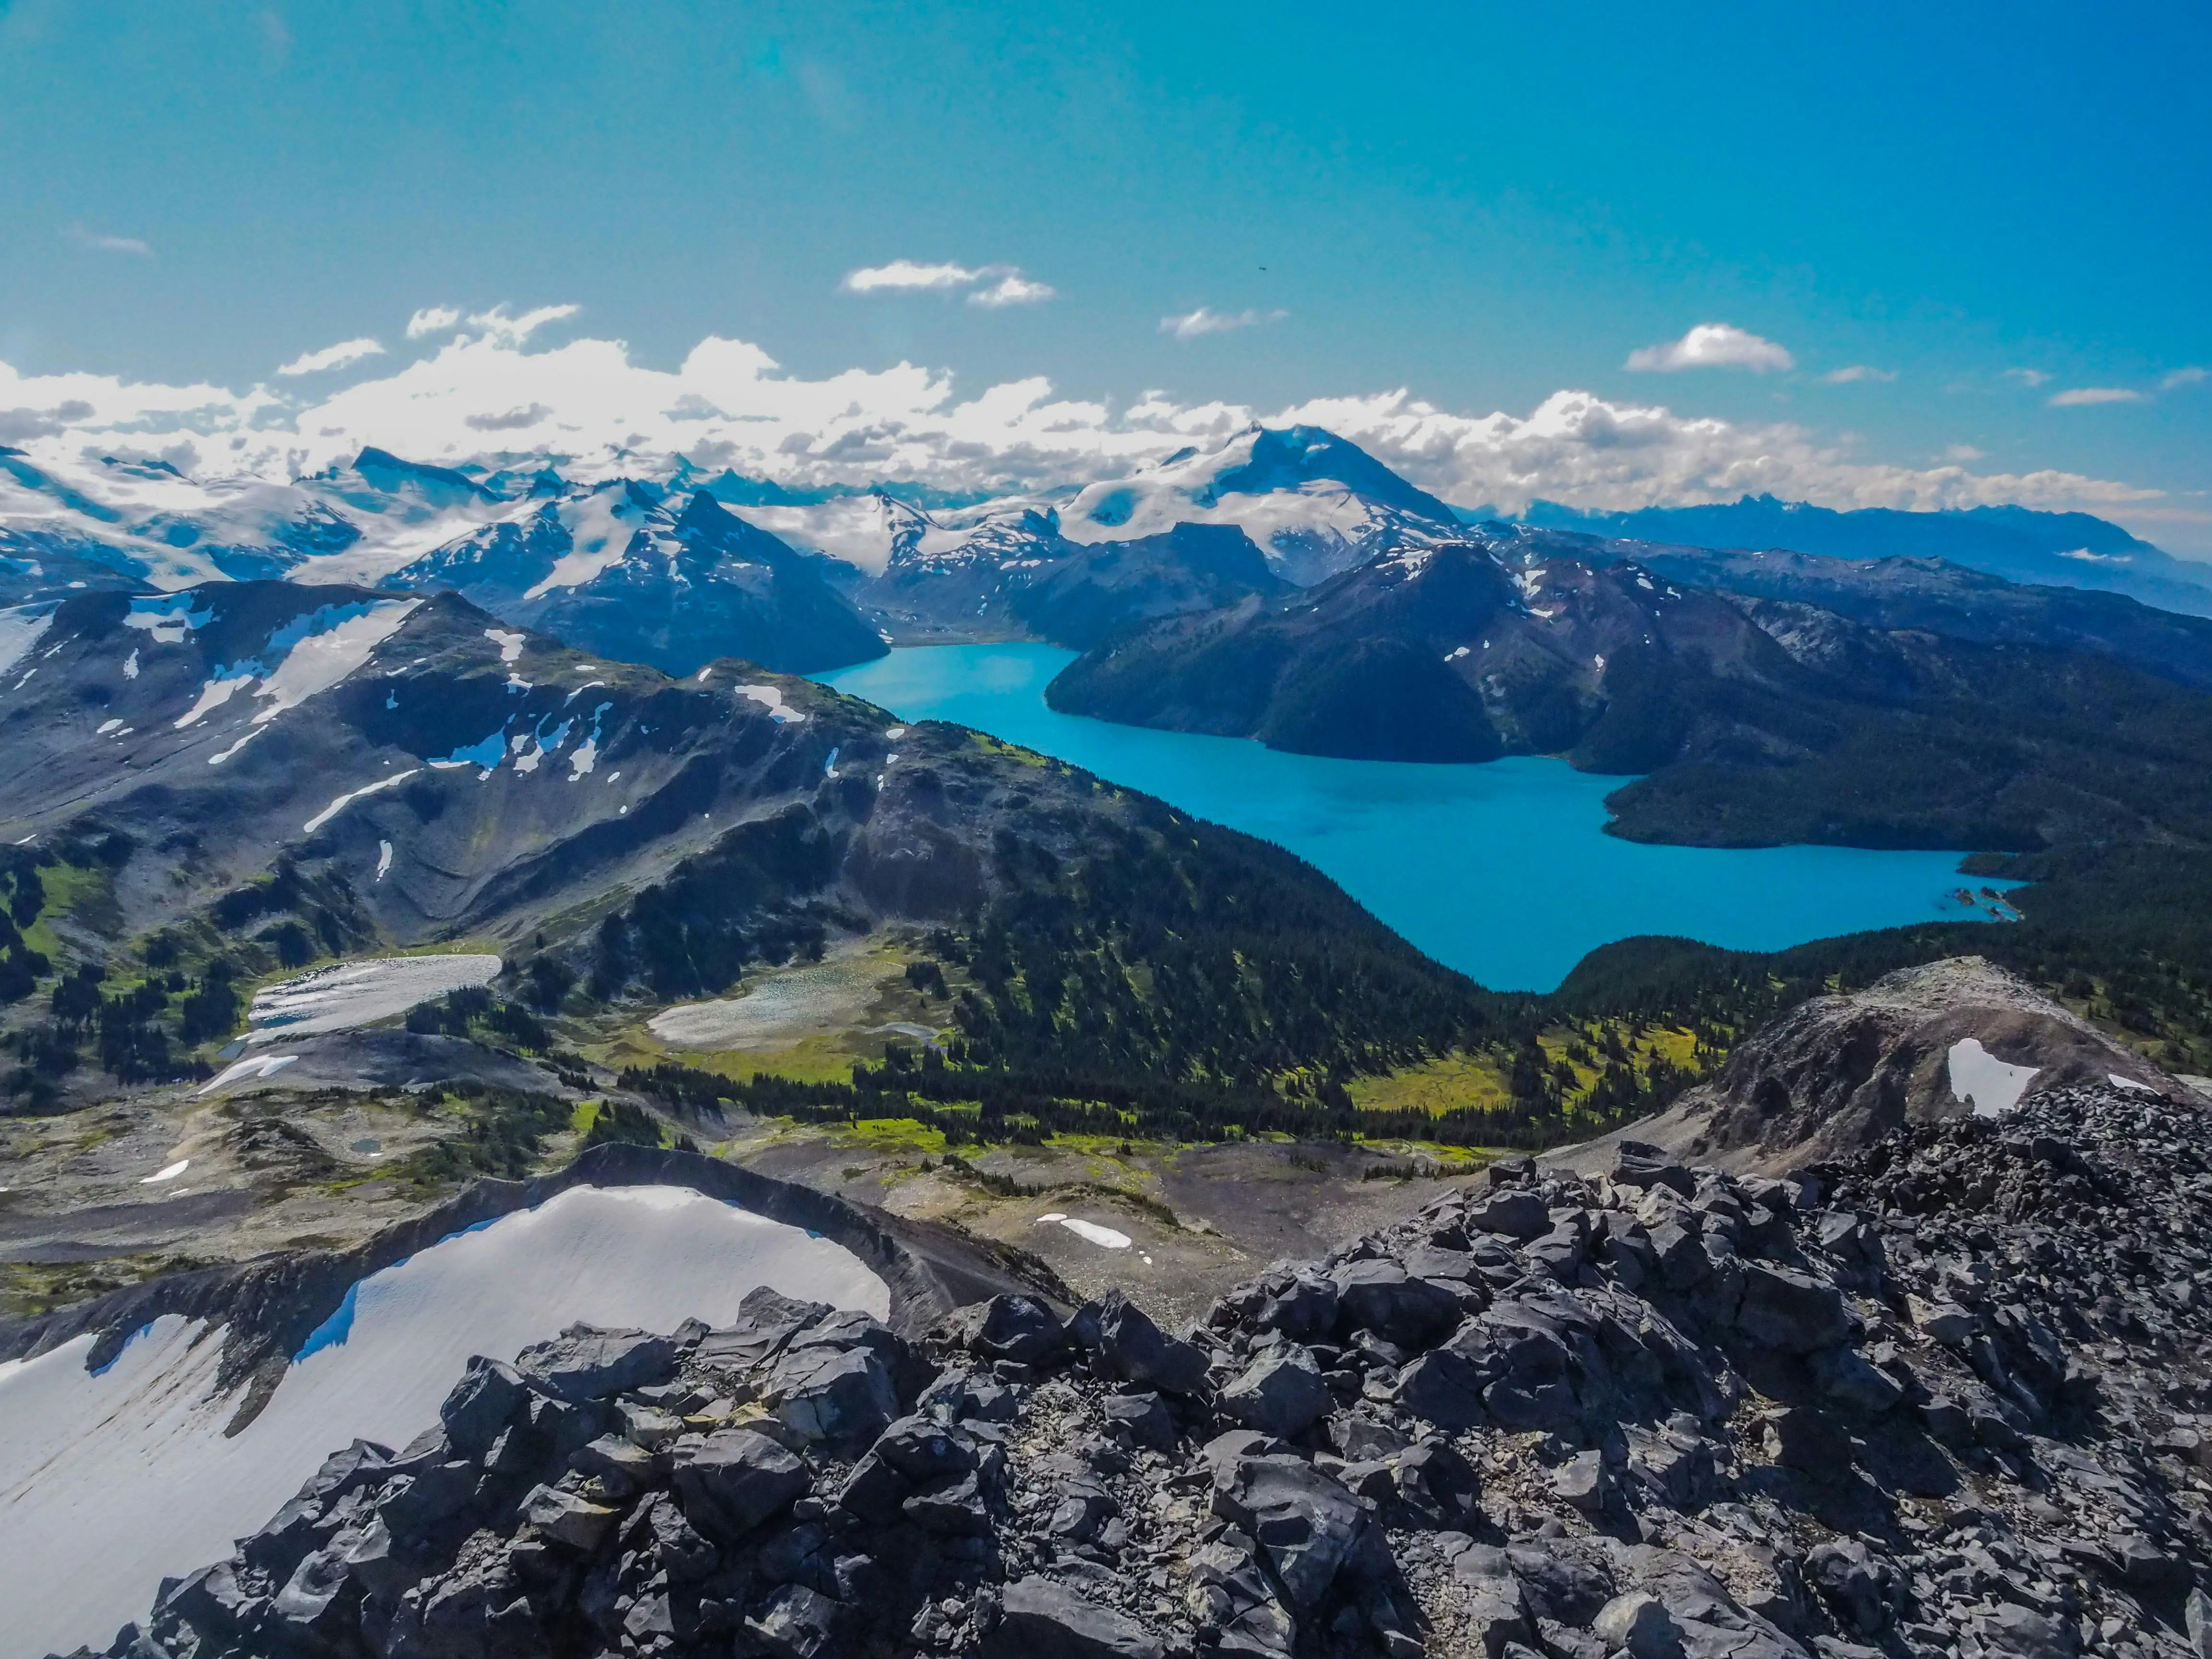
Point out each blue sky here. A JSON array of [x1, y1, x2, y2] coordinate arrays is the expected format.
[[1, 0, 2207, 548]]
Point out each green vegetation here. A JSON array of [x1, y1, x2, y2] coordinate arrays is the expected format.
[[386, 1083, 576, 1188]]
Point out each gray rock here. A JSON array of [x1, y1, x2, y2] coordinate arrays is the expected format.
[[669, 1427, 811, 1542], [1094, 1289, 1209, 1395], [873, 1413, 979, 1482], [1466, 1192, 1551, 1239], [2186, 1587, 2212, 1659], [1392, 1349, 1489, 1431], [764, 1341, 898, 1445], [1221, 1346, 1333, 1439], [959, 1293, 1067, 1366], [1212, 1454, 1370, 1614], [1970, 1601, 2079, 1659], [1803, 1540, 1885, 1636], [1102, 1390, 1178, 1450], [1812, 1348, 1903, 1413], [569, 1431, 654, 1493], [746, 1582, 848, 1659], [1551, 1450, 1612, 1513], [904, 1469, 994, 1536], [1612, 1142, 1695, 1197], [1594, 1592, 1685, 1659], [1331, 1258, 1459, 1344], [990, 1575, 1167, 1659], [1734, 1262, 1850, 1353], [696, 1286, 832, 1369], [438, 1357, 528, 1456], [513, 1324, 678, 1402], [520, 1483, 619, 1551]]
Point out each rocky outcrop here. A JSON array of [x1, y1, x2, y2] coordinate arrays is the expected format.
[[1558, 958, 2175, 1176], [80, 1079, 2212, 1659]]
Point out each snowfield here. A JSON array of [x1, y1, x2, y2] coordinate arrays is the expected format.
[[0, 1184, 890, 1659], [245, 953, 502, 1045], [1947, 1036, 2041, 1117]]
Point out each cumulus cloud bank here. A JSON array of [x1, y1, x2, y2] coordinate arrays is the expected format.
[[0, 313, 2161, 521], [1627, 324, 1795, 374]]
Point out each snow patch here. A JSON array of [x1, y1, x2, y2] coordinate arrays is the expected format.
[[1948, 1038, 2040, 1118], [0, 606, 52, 678], [735, 683, 806, 723], [1035, 1214, 1132, 1250], [0, 1185, 889, 1659], [198, 1054, 299, 1094], [302, 767, 420, 834], [246, 953, 500, 1046], [484, 627, 526, 663], [139, 1160, 190, 1186], [2108, 1073, 2156, 1094], [375, 841, 393, 881]]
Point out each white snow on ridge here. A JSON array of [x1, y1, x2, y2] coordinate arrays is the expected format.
[[735, 683, 806, 723], [524, 489, 656, 600], [0, 1185, 890, 1659], [245, 951, 499, 1044], [301, 766, 421, 833], [247, 599, 421, 725], [1947, 1038, 2040, 1118], [484, 627, 526, 663], [0, 606, 52, 678]]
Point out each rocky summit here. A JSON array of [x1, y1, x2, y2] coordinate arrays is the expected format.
[[81, 1075, 2212, 1659]]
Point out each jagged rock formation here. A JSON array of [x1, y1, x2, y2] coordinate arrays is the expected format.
[[89, 1076, 2212, 1659], [1560, 958, 2176, 1176]]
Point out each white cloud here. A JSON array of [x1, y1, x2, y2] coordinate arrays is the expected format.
[[1821, 364, 1897, 385], [464, 304, 579, 345], [2161, 366, 2209, 391], [406, 306, 463, 339], [276, 337, 386, 377], [841, 261, 1053, 307], [968, 274, 1056, 308], [2048, 386, 2142, 407], [842, 261, 986, 294], [0, 327, 2161, 531], [1944, 444, 1986, 462], [64, 224, 151, 257], [1625, 324, 1794, 374], [1161, 307, 1287, 341], [2004, 367, 2052, 387]]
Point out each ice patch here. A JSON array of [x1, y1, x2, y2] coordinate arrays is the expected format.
[[207, 726, 266, 766], [0, 1185, 889, 1659], [0, 606, 52, 678], [139, 1160, 190, 1186], [246, 953, 500, 1046], [198, 1054, 299, 1094], [96, 719, 122, 735], [527, 491, 644, 599], [735, 683, 806, 723], [1948, 1038, 2040, 1118], [123, 596, 213, 645], [1035, 1214, 1132, 1250], [484, 627, 526, 664], [2109, 1073, 2156, 1094], [375, 841, 393, 881], [302, 767, 421, 833], [173, 673, 252, 729]]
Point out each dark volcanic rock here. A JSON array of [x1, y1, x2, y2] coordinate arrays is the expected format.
[[102, 1074, 2212, 1659]]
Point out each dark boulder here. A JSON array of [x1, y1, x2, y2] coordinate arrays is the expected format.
[[669, 1428, 812, 1542]]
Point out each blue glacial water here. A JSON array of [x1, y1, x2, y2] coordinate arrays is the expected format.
[[818, 644, 2012, 993]]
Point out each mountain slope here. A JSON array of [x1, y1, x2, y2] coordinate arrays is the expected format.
[[1512, 493, 2212, 617], [0, 580, 1498, 1113], [1488, 526, 2212, 693], [1048, 534, 2212, 857], [384, 485, 887, 675], [1055, 425, 1465, 586]]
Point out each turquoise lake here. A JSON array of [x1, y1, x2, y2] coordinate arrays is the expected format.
[[818, 644, 2010, 993]]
